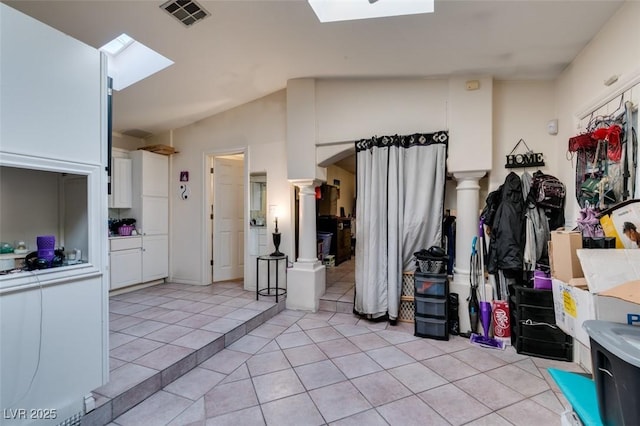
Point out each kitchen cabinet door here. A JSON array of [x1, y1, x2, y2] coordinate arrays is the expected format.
[[110, 248, 142, 289], [109, 157, 132, 208], [131, 150, 168, 197], [141, 196, 169, 235], [142, 234, 168, 282]]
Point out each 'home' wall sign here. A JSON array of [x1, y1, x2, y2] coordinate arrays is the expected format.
[[505, 139, 545, 169]]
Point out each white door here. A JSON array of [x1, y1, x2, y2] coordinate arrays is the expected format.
[[213, 157, 244, 282]]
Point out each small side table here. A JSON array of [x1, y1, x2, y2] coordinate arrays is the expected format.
[[256, 254, 288, 303]]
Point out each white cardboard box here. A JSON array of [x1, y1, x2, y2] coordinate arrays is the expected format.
[[552, 250, 640, 348], [576, 249, 640, 292], [552, 278, 595, 347], [596, 281, 640, 326]]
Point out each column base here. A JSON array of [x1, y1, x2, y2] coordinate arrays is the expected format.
[[286, 261, 326, 312], [451, 273, 473, 335]]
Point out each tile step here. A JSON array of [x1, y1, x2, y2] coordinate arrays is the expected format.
[[81, 299, 286, 426]]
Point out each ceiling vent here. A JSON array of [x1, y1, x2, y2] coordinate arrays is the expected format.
[[160, 0, 210, 27], [122, 129, 154, 139]]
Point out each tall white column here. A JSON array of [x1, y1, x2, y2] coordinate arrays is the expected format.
[[286, 179, 326, 312], [297, 182, 322, 263], [451, 171, 486, 334]]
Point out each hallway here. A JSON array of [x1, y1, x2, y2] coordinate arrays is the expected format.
[[90, 260, 584, 425]]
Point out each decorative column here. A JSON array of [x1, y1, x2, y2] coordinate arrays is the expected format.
[[286, 179, 326, 312], [451, 171, 486, 334]]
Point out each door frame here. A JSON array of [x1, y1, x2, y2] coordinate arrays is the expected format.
[[202, 147, 248, 284]]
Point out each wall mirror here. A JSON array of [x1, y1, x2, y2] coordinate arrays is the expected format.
[[250, 173, 267, 226]]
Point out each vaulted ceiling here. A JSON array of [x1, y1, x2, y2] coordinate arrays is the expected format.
[[6, 0, 624, 139]]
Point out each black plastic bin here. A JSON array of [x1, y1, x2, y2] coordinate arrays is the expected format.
[[584, 320, 640, 426], [414, 272, 448, 297]]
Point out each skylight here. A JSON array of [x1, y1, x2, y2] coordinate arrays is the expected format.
[[100, 33, 134, 56], [99, 33, 174, 91], [308, 0, 434, 23]]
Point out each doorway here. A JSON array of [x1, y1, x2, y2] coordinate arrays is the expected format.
[[207, 153, 245, 283]]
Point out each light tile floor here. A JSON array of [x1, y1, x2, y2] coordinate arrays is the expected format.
[[98, 259, 586, 426]]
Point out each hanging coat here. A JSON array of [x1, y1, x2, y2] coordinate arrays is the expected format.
[[487, 172, 525, 276], [521, 171, 550, 270]]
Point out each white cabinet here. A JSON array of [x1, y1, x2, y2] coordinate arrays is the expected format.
[[129, 149, 169, 283], [109, 157, 132, 208], [130, 150, 169, 233], [109, 237, 143, 290], [140, 196, 169, 235], [142, 234, 168, 282], [131, 150, 169, 197]]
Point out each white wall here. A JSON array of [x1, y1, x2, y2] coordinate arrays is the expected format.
[[489, 80, 557, 191], [160, 90, 289, 286], [555, 1, 640, 227], [448, 76, 493, 173], [112, 132, 145, 151], [287, 79, 319, 180], [316, 78, 449, 143]]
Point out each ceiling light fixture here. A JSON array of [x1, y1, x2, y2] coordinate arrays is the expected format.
[[308, 0, 434, 23]]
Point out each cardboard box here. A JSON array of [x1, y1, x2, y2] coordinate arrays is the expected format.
[[553, 250, 640, 359], [552, 278, 595, 347], [550, 230, 584, 283], [577, 249, 640, 293], [596, 280, 640, 326], [492, 300, 511, 346], [573, 250, 640, 344]]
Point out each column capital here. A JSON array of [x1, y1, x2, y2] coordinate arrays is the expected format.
[[289, 179, 322, 191], [452, 170, 487, 181]]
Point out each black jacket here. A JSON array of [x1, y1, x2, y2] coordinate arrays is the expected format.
[[487, 172, 525, 275]]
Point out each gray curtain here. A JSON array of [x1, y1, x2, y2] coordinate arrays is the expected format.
[[354, 132, 448, 320]]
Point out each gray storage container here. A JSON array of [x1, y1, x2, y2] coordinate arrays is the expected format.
[[583, 320, 640, 426]]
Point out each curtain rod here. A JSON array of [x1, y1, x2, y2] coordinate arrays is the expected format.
[[315, 141, 354, 147]]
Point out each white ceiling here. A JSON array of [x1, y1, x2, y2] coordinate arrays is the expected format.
[[6, 0, 624, 139]]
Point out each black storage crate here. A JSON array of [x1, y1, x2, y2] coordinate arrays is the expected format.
[[415, 316, 448, 340], [516, 336, 573, 361], [414, 272, 448, 298], [415, 296, 447, 318], [515, 285, 553, 307], [517, 304, 556, 324], [518, 320, 572, 343]]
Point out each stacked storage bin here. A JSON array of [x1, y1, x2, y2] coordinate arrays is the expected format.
[[414, 255, 449, 340], [513, 286, 573, 361]]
